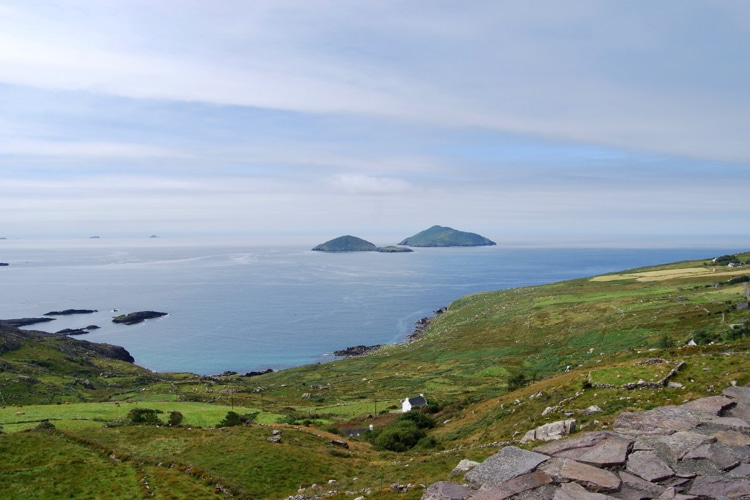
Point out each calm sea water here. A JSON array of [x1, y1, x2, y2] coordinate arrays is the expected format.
[[0, 239, 742, 374]]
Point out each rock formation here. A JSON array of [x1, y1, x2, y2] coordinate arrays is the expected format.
[[423, 383, 750, 499]]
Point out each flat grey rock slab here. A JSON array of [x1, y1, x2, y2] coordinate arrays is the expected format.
[[619, 470, 666, 497], [724, 401, 750, 420], [465, 446, 550, 488], [614, 406, 699, 436], [682, 442, 741, 471], [507, 484, 557, 500], [723, 385, 750, 403], [626, 450, 675, 482], [713, 429, 750, 447], [728, 463, 750, 477], [655, 487, 697, 499], [552, 482, 617, 500], [635, 431, 716, 462], [697, 414, 750, 431], [534, 431, 631, 467], [469, 471, 553, 500], [681, 395, 735, 416], [539, 457, 621, 492], [422, 481, 473, 500], [688, 474, 750, 498]]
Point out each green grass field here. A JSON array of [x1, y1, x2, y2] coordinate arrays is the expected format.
[[3, 251, 750, 498]]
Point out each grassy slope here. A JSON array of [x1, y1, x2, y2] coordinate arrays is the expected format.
[[2, 252, 750, 499]]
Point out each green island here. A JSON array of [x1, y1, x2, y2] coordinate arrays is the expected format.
[[399, 225, 496, 247], [312, 235, 413, 253], [2, 252, 750, 499]]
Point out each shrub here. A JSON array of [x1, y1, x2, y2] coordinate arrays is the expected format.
[[657, 334, 674, 348], [399, 411, 435, 429], [373, 421, 426, 452], [694, 330, 720, 345], [168, 411, 184, 426], [127, 408, 163, 425], [217, 411, 257, 428], [507, 372, 528, 392]]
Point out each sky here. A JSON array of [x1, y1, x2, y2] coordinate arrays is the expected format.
[[0, 1, 748, 246]]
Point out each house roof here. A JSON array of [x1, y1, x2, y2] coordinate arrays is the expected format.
[[407, 395, 427, 407]]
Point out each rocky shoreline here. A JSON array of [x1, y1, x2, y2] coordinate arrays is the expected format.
[[333, 306, 449, 358]]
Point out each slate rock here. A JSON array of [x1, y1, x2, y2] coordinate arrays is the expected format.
[[696, 414, 750, 431], [614, 406, 699, 436], [722, 385, 750, 403], [626, 450, 675, 482], [682, 442, 741, 471], [465, 446, 550, 488], [421, 481, 473, 500], [534, 431, 631, 467], [634, 431, 716, 462], [727, 463, 750, 477], [539, 457, 621, 492], [551, 481, 617, 500], [521, 419, 576, 443], [681, 396, 735, 416], [724, 401, 750, 421], [688, 475, 750, 498], [655, 487, 697, 499], [470, 471, 553, 500], [619, 470, 666, 498], [713, 429, 750, 447], [451, 459, 480, 475]]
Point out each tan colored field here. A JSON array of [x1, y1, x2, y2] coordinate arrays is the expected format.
[[592, 267, 748, 282]]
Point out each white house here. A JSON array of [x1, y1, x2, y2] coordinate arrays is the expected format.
[[402, 394, 428, 413]]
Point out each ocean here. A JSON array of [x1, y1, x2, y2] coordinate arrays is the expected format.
[[0, 239, 742, 375]]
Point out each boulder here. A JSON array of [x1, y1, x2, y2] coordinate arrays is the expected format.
[[451, 459, 480, 475], [583, 405, 602, 415], [681, 395, 735, 416], [521, 419, 576, 443], [465, 446, 550, 488]]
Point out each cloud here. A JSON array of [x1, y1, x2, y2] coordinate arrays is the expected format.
[[0, 1, 748, 162], [327, 174, 414, 195], [0, 140, 189, 159]]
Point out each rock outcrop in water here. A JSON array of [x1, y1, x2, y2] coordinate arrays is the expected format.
[[112, 311, 167, 325], [44, 309, 98, 316], [334, 345, 382, 357]]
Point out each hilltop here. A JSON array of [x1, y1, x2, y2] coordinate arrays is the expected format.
[[399, 225, 496, 247], [2, 251, 750, 499]]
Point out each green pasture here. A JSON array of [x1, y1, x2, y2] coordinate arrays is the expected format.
[[0, 401, 282, 433]]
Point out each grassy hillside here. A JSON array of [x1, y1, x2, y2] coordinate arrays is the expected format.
[[2, 251, 750, 498]]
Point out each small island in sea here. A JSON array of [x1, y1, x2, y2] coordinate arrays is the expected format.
[[312, 235, 413, 253], [399, 225, 496, 247]]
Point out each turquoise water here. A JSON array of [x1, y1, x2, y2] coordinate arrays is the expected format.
[[0, 239, 742, 374]]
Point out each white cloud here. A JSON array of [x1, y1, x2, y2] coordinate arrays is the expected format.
[[327, 174, 414, 195], [0, 140, 188, 159], [0, 1, 748, 162]]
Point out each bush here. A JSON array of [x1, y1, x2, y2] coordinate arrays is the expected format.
[[694, 330, 720, 345], [373, 421, 425, 452], [218, 411, 256, 428], [399, 411, 436, 429], [168, 411, 184, 426], [657, 334, 674, 348], [507, 372, 528, 392], [127, 408, 163, 425]]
